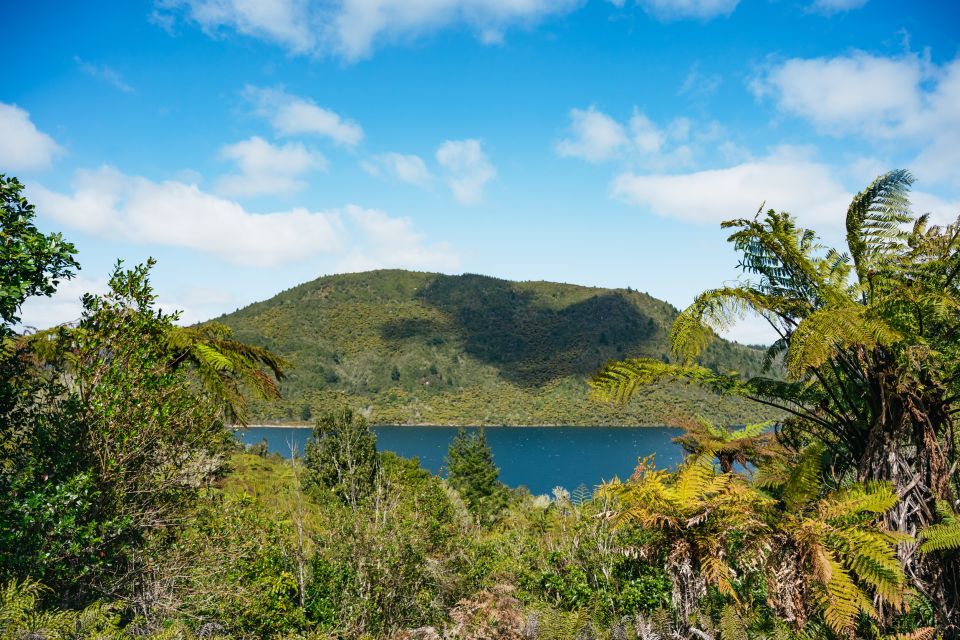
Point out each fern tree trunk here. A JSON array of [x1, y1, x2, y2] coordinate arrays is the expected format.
[[858, 369, 960, 636]]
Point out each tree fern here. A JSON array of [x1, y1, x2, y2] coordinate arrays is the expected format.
[[672, 415, 776, 472], [758, 451, 908, 636], [591, 170, 960, 631], [600, 454, 773, 626]]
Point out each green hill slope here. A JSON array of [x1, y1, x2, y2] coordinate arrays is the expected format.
[[216, 270, 778, 426]]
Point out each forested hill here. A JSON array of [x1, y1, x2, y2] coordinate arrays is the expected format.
[[216, 269, 778, 426]]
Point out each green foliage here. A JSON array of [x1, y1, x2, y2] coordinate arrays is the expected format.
[[0, 174, 79, 330], [0, 579, 123, 640], [446, 429, 509, 523], [308, 451, 467, 636], [174, 492, 307, 637], [0, 261, 229, 608], [303, 408, 379, 507], [215, 269, 776, 426], [166, 322, 288, 425], [6, 439, 924, 640], [918, 501, 960, 553], [591, 170, 960, 633], [719, 603, 749, 640]]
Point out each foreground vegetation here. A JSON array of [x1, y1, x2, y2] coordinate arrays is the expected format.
[[215, 269, 777, 426], [2, 170, 960, 639], [3, 420, 953, 640]]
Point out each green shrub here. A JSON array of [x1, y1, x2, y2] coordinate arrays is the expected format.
[[307, 452, 467, 636], [304, 408, 379, 508]]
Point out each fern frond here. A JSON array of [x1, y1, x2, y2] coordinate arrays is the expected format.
[[718, 604, 749, 640], [786, 305, 899, 379], [846, 169, 914, 284], [918, 519, 960, 552], [192, 343, 236, 373], [886, 628, 937, 640], [591, 358, 752, 407], [780, 444, 825, 511], [671, 286, 793, 361], [821, 556, 875, 635], [818, 482, 898, 520], [829, 528, 906, 604]]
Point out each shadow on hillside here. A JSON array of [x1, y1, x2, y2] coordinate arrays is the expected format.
[[381, 317, 447, 341], [381, 273, 661, 387]]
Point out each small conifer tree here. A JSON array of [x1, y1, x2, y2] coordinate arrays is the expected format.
[[445, 429, 508, 522]]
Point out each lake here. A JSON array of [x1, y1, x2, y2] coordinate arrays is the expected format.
[[235, 426, 684, 495]]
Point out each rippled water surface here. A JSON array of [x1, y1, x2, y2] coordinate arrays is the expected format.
[[236, 425, 684, 495]]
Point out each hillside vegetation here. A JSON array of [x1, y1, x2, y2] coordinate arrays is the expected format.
[[216, 269, 776, 425]]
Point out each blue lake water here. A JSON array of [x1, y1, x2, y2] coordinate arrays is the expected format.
[[235, 426, 684, 496]]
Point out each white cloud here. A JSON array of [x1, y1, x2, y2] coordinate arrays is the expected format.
[[910, 191, 960, 227], [332, 0, 581, 60], [171, 285, 239, 324], [245, 85, 364, 146], [629, 111, 666, 155], [361, 152, 432, 186], [754, 53, 960, 187], [31, 166, 347, 267], [436, 139, 496, 204], [0, 103, 63, 172], [217, 136, 328, 197], [159, 0, 581, 61], [75, 56, 135, 93], [157, 0, 315, 52], [637, 0, 739, 21], [556, 106, 628, 163], [17, 275, 107, 330], [339, 207, 459, 271], [30, 166, 459, 274], [557, 106, 705, 171], [611, 147, 852, 228], [17, 274, 234, 330], [752, 52, 925, 136], [808, 0, 868, 14], [678, 63, 722, 97]]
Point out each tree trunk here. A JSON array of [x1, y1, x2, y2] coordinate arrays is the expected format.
[[859, 382, 959, 637]]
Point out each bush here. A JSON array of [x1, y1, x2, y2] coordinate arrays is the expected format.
[[0, 262, 227, 608], [304, 408, 379, 508], [176, 494, 307, 637], [308, 452, 468, 636]]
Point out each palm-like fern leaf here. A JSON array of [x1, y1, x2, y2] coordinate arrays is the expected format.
[[846, 169, 914, 284], [786, 305, 900, 379], [167, 322, 288, 424]]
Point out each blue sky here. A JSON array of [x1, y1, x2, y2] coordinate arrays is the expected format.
[[3, 0, 959, 344]]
